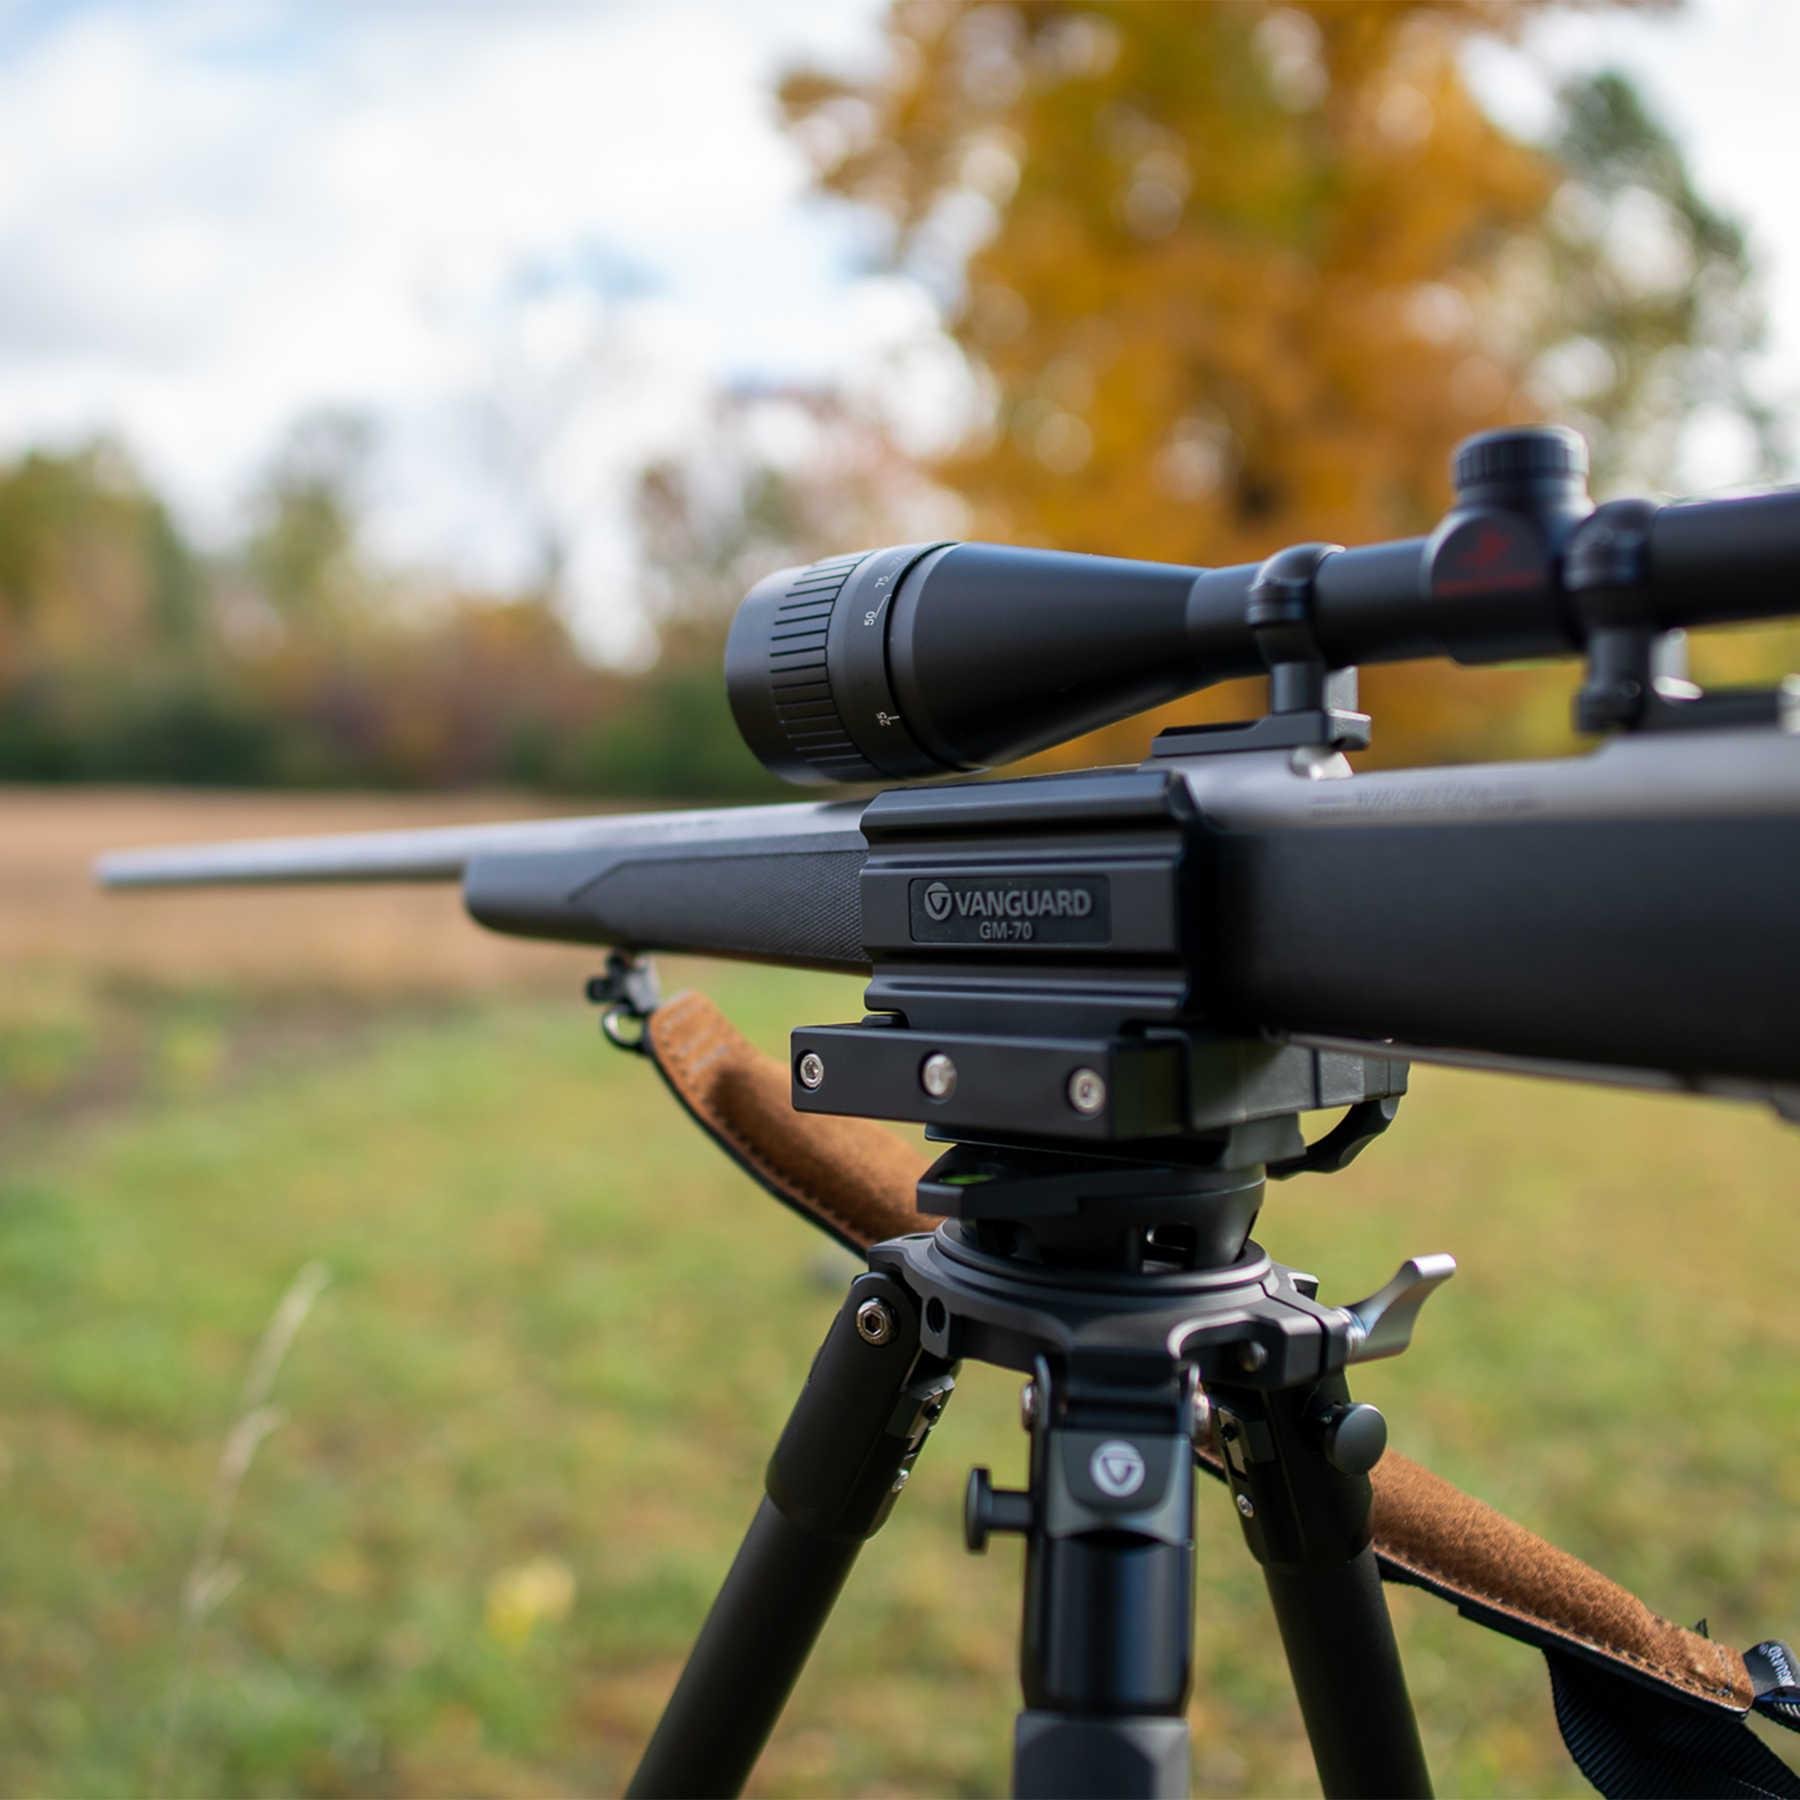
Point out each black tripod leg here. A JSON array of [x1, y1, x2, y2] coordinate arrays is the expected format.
[[1211, 1375, 1432, 1800], [627, 1269, 954, 1799], [1264, 1548, 1424, 1794], [975, 1357, 1196, 1799]]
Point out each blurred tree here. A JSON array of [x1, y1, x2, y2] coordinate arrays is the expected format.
[[0, 443, 232, 780], [1534, 70, 1780, 493], [601, 383, 962, 795], [241, 412, 378, 643], [0, 443, 204, 677], [0, 429, 626, 793], [634, 383, 959, 634], [359, 591, 616, 791], [779, 0, 1778, 767]]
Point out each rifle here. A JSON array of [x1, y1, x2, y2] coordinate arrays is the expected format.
[[100, 428, 1800, 1798]]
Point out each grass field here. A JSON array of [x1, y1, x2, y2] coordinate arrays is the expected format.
[[2, 788, 1797, 1797]]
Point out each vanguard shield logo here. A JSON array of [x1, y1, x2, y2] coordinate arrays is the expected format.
[[1089, 1439, 1147, 1500], [923, 881, 955, 922]]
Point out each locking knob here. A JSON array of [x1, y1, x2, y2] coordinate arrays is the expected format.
[[1316, 1401, 1389, 1475], [964, 1467, 1033, 1552], [1452, 426, 1589, 508]]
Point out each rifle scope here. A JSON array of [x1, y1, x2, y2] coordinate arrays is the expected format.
[[727, 426, 1800, 785]]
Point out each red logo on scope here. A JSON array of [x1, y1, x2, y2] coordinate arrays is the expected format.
[[1432, 518, 1543, 598]]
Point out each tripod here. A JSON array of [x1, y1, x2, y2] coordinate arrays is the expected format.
[[626, 1137, 1448, 1799]]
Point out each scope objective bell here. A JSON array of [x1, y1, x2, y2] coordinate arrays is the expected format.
[[725, 543, 952, 786], [726, 539, 1215, 786]]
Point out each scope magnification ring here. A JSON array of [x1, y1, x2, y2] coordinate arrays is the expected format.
[[825, 543, 954, 780], [726, 542, 952, 785]]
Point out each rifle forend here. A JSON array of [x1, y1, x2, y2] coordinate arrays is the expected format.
[[98, 799, 871, 973], [100, 726, 1800, 1104]]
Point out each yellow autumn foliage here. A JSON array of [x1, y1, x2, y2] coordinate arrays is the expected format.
[[784, 1, 1783, 770]]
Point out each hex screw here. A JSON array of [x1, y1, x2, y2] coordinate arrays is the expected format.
[[1019, 1379, 1040, 1432], [1235, 1492, 1256, 1519], [1067, 1067, 1107, 1115], [797, 1051, 825, 1090], [1188, 1387, 1213, 1449], [921, 1052, 958, 1099], [855, 1298, 897, 1345]]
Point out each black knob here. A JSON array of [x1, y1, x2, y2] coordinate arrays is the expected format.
[[964, 1467, 1033, 1552], [1316, 1402, 1388, 1475], [1452, 426, 1589, 509]]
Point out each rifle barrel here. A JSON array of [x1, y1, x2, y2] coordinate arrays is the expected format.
[[96, 801, 860, 890], [95, 731, 1800, 1086]]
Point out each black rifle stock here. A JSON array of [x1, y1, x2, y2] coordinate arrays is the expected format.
[[99, 726, 1800, 1097], [98, 427, 1800, 1109]]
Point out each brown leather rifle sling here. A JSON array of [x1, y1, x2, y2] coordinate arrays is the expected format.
[[634, 989, 1800, 1798]]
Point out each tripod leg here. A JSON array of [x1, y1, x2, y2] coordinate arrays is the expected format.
[[627, 1269, 954, 1799], [976, 1357, 1196, 1799], [1211, 1374, 1432, 1799]]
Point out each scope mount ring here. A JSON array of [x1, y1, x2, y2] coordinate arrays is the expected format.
[[1152, 540, 1370, 760]]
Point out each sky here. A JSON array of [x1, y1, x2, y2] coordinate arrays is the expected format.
[[0, 0, 1796, 659]]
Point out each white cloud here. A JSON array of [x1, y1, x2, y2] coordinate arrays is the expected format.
[[0, 0, 1793, 668], [0, 0, 917, 656], [1466, 0, 1800, 490]]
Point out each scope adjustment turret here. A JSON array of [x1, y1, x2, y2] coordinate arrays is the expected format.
[[1451, 425, 1589, 510]]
